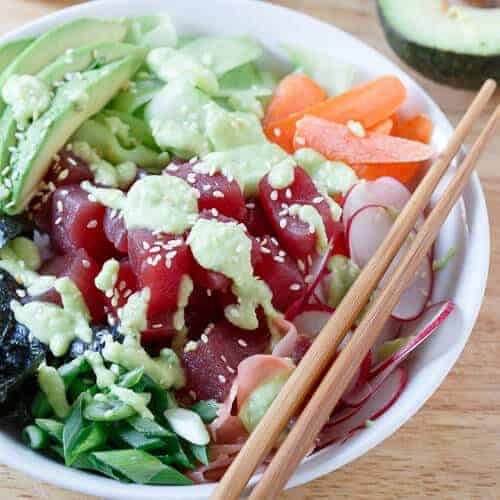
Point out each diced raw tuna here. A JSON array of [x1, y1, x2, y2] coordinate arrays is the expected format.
[[141, 312, 177, 354], [259, 166, 337, 259], [253, 235, 305, 313], [30, 151, 93, 232], [184, 286, 225, 341], [181, 320, 270, 402], [164, 161, 247, 221], [39, 248, 105, 322], [244, 198, 275, 238], [104, 208, 128, 254], [127, 229, 192, 317], [51, 185, 115, 262]]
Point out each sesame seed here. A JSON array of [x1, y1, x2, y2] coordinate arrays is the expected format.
[[260, 246, 271, 254], [246, 202, 256, 209], [86, 219, 98, 229], [149, 246, 161, 253], [289, 283, 301, 291], [285, 188, 292, 199], [313, 196, 323, 204], [202, 184, 211, 192], [237, 339, 248, 347], [201, 334, 209, 344], [56, 200, 63, 213], [220, 355, 227, 363], [54, 217, 62, 225], [273, 127, 281, 137], [270, 190, 278, 201], [227, 366, 235, 374], [57, 169, 69, 181], [142, 241, 150, 250], [304, 274, 313, 283], [82, 259, 91, 268], [152, 323, 164, 329], [67, 157, 77, 166], [166, 250, 177, 260], [16, 289, 26, 298], [206, 289, 212, 296], [297, 259, 305, 272], [295, 136, 306, 145], [307, 255, 313, 267], [271, 237, 279, 246], [218, 375, 227, 383], [279, 218, 287, 229], [211, 208, 219, 217], [166, 164, 179, 172], [213, 190, 224, 198], [274, 255, 285, 263]]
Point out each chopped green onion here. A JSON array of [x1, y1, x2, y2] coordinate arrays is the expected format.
[[190, 399, 220, 423], [35, 418, 64, 443], [23, 425, 48, 450], [164, 408, 210, 446]]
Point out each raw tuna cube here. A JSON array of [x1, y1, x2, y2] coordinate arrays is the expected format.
[[30, 151, 93, 232], [259, 166, 337, 259], [253, 235, 305, 313], [39, 248, 105, 322], [127, 229, 192, 317], [244, 198, 275, 238], [103, 260, 138, 318], [51, 185, 115, 262], [181, 320, 270, 402], [164, 161, 247, 221]]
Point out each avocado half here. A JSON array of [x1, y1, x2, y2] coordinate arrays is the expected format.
[[377, 0, 500, 89]]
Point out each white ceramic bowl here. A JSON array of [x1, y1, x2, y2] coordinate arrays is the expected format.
[[0, 1, 489, 498]]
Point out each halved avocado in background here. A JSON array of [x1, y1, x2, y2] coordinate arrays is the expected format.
[[377, 0, 500, 89]]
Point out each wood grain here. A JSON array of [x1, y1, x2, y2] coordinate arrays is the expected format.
[[0, 1, 499, 499]]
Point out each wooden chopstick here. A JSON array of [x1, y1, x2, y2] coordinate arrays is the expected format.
[[250, 103, 500, 499], [210, 79, 497, 500]]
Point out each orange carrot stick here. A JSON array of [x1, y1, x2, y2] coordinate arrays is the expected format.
[[263, 73, 327, 127], [392, 114, 433, 144], [294, 116, 433, 164], [265, 75, 406, 152]]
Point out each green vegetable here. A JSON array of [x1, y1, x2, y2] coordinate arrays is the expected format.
[[126, 15, 177, 49], [283, 44, 354, 96], [127, 415, 170, 437], [72, 453, 127, 482], [84, 395, 136, 422], [189, 443, 210, 466], [117, 367, 144, 389], [92, 450, 193, 485], [31, 392, 52, 418], [377, 0, 500, 89], [190, 400, 220, 423], [23, 424, 48, 449], [0, 38, 34, 76], [326, 255, 361, 308], [63, 395, 107, 465], [110, 78, 163, 115], [114, 425, 166, 451], [432, 247, 456, 271], [35, 418, 64, 443]]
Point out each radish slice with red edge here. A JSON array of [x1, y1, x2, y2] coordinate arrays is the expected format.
[[348, 205, 433, 321], [342, 177, 411, 228], [315, 366, 408, 449], [371, 301, 454, 378], [292, 304, 333, 339], [340, 351, 372, 406]]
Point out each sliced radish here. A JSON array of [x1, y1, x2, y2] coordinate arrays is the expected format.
[[316, 366, 408, 449], [380, 232, 433, 321], [342, 177, 411, 228], [341, 351, 372, 406], [348, 205, 394, 268], [372, 316, 401, 354], [348, 205, 433, 321], [371, 301, 454, 378], [292, 305, 333, 339]]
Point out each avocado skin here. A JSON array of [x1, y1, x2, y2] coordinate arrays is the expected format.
[[377, 2, 500, 89]]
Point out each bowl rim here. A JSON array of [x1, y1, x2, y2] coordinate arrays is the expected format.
[[0, 0, 490, 498]]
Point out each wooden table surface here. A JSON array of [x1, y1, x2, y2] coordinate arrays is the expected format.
[[1, 1, 499, 498]]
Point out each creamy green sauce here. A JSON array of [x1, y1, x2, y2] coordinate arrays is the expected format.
[[288, 204, 328, 253], [38, 363, 70, 418], [326, 255, 360, 308], [95, 258, 120, 296], [72, 142, 137, 189], [147, 47, 219, 95], [267, 158, 295, 190], [11, 277, 92, 356], [117, 288, 150, 339], [172, 275, 193, 331], [197, 142, 290, 197], [109, 384, 154, 419], [294, 148, 357, 195], [82, 175, 199, 234], [187, 218, 277, 329], [2, 74, 52, 128], [85, 351, 116, 389], [102, 336, 185, 389]]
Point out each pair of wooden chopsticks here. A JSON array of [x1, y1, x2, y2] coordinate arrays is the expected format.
[[212, 79, 499, 500]]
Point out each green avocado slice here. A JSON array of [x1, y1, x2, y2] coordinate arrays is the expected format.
[[4, 55, 143, 214], [0, 43, 146, 190], [0, 38, 35, 76], [377, 0, 500, 89], [0, 18, 128, 114]]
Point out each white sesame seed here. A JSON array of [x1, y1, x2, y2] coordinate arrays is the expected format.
[[285, 188, 292, 199], [213, 190, 224, 198], [271, 237, 279, 246], [305, 274, 313, 283], [297, 259, 305, 272], [54, 217, 62, 225], [86, 219, 98, 229], [201, 334, 208, 344], [57, 169, 69, 181], [279, 218, 287, 229], [246, 202, 255, 209], [206, 289, 212, 296], [166, 164, 179, 172], [149, 246, 161, 253], [273, 127, 281, 137], [227, 366, 235, 374], [270, 190, 278, 201], [142, 241, 150, 250], [56, 200, 63, 213], [237, 339, 248, 347], [313, 196, 323, 204], [218, 374, 227, 383], [152, 323, 164, 329], [82, 259, 91, 269], [274, 255, 285, 263], [211, 208, 219, 217], [289, 283, 301, 291], [260, 247, 271, 254], [202, 184, 211, 192]]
